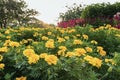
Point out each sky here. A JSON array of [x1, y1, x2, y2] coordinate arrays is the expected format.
[[25, 0, 119, 25]]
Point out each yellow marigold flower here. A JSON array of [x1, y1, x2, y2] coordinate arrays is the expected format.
[[45, 55, 58, 65], [106, 24, 112, 28], [105, 59, 115, 65], [3, 40, 11, 46], [9, 41, 20, 47], [97, 46, 103, 52], [59, 46, 67, 51], [76, 34, 80, 37], [91, 40, 98, 44], [39, 53, 48, 58], [85, 47, 93, 53], [90, 57, 102, 68], [84, 55, 93, 61], [45, 40, 55, 49], [57, 50, 65, 56], [73, 40, 83, 45], [6, 36, 11, 39], [57, 37, 65, 43], [22, 39, 28, 44], [74, 48, 86, 56], [23, 49, 35, 57], [42, 36, 48, 40], [0, 47, 8, 53], [5, 30, 10, 34], [82, 34, 88, 40], [84, 56, 102, 68], [59, 30, 65, 34], [27, 39, 33, 41], [48, 39, 54, 42], [32, 42, 38, 44], [65, 52, 75, 57], [16, 76, 27, 80], [33, 32, 39, 37], [68, 29, 76, 33], [99, 50, 106, 56], [115, 34, 120, 37], [0, 63, 5, 69], [26, 45, 34, 49], [0, 55, 3, 61], [48, 32, 52, 35], [28, 54, 40, 64], [64, 36, 69, 40]]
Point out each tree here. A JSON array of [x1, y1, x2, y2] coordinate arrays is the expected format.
[[0, 0, 38, 28], [59, 3, 84, 21]]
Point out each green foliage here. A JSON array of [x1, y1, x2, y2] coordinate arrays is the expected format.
[[0, 0, 38, 28], [80, 2, 120, 27], [81, 2, 120, 18], [59, 3, 83, 21]]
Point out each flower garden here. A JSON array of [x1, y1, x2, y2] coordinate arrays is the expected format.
[[0, 24, 120, 80]]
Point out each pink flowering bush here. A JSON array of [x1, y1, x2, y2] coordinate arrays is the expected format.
[[113, 12, 120, 29]]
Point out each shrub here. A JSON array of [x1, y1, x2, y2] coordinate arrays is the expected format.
[[0, 26, 120, 80], [59, 3, 83, 21]]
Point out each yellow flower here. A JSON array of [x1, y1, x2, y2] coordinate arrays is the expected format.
[[76, 34, 80, 37], [23, 49, 35, 57], [73, 40, 83, 45], [3, 40, 11, 47], [57, 37, 65, 43], [105, 59, 115, 65], [64, 36, 69, 40], [85, 47, 93, 53], [65, 52, 75, 57], [91, 57, 102, 68], [45, 40, 55, 49], [59, 46, 67, 51], [39, 53, 48, 58], [0, 47, 8, 53], [115, 34, 120, 37], [0, 55, 3, 61], [27, 39, 33, 41], [0, 63, 5, 69], [48, 32, 52, 35], [84, 55, 93, 61], [16, 76, 27, 80], [57, 50, 65, 56], [82, 34, 88, 40], [97, 46, 103, 51], [68, 29, 76, 33], [59, 30, 65, 34], [42, 36, 48, 40], [22, 39, 28, 44], [28, 54, 39, 64], [33, 32, 39, 37], [91, 40, 98, 44], [45, 55, 58, 65], [9, 41, 20, 47], [84, 55, 102, 68], [6, 36, 11, 39], [97, 46, 106, 56], [74, 48, 86, 56], [99, 50, 106, 56], [5, 30, 10, 34]]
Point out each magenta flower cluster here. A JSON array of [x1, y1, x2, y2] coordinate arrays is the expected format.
[[113, 12, 120, 29]]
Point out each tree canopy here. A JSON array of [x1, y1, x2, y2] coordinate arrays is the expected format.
[[0, 0, 38, 28]]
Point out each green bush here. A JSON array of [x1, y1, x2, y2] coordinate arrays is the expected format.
[[81, 2, 120, 27], [59, 3, 83, 21], [81, 2, 120, 18]]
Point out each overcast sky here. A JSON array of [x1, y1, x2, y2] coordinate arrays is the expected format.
[[25, 0, 119, 25]]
